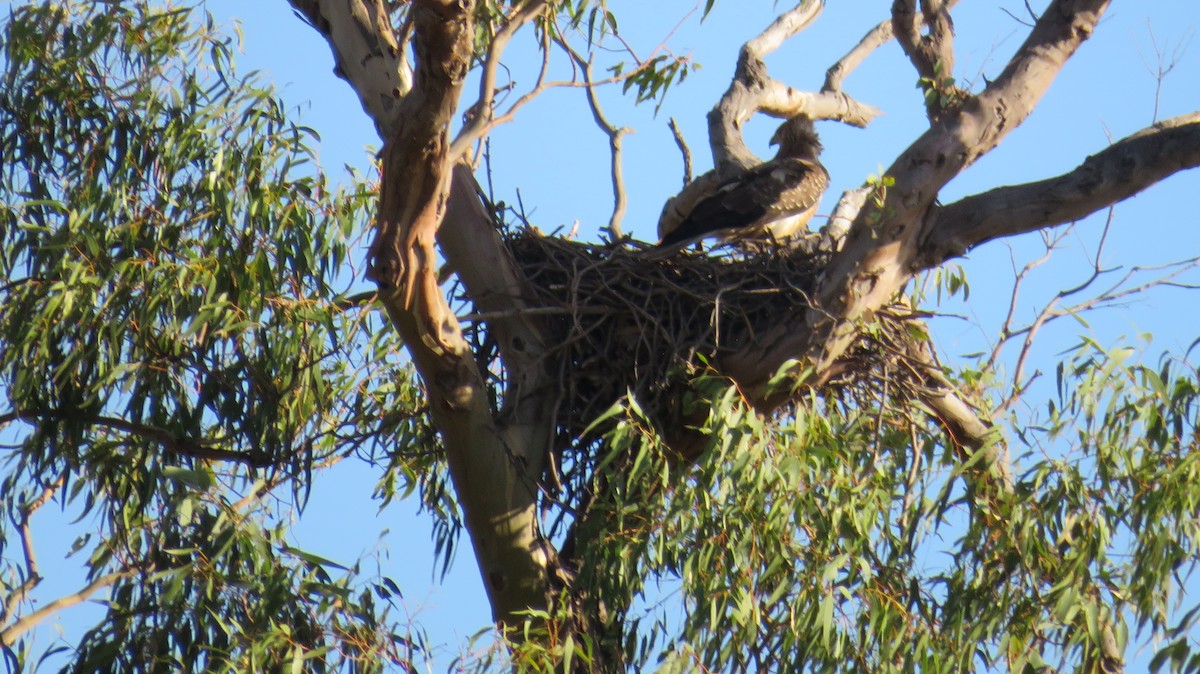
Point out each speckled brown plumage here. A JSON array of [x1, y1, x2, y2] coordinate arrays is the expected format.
[[657, 116, 829, 252]]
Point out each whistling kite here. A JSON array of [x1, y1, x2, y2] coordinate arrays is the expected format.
[[656, 116, 829, 252]]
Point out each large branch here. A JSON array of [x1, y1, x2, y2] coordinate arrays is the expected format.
[[920, 112, 1200, 266], [287, 0, 411, 138]]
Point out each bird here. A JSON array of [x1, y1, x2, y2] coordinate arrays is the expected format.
[[654, 115, 829, 254]]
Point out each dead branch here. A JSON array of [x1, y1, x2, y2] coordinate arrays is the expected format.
[[820, 186, 870, 252], [555, 38, 631, 239], [668, 118, 693, 186], [824, 0, 961, 93], [709, 0, 879, 175], [824, 19, 894, 93]]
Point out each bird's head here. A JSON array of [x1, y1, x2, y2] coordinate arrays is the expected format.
[[769, 116, 822, 160]]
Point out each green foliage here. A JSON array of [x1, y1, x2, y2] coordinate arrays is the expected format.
[[0, 2, 442, 670], [469, 0, 696, 114], [614, 55, 697, 112], [524, 346, 1199, 672]]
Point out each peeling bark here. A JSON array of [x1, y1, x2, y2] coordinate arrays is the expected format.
[[289, 0, 556, 632]]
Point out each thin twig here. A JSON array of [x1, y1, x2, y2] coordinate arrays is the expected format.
[[0, 410, 267, 467], [451, 0, 551, 159], [986, 229, 1068, 371], [992, 210, 1200, 414], [668, 118, 693, 186]]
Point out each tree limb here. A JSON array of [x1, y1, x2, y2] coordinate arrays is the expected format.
[[286, 0, 412, 138], [1, 568, 140, 647], [824, 0, 961, 93], [892, 0, 956, 86], [920, 112, 1200, 266], [824, 19, 894, 93]]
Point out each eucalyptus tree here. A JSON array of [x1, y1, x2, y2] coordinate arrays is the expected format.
[[2, 1, 1199, 672]]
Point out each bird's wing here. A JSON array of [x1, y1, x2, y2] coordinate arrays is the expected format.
[[657, 158, 826, 250]]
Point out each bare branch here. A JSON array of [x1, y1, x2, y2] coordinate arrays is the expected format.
[[1, 568, 141, 647], [995, 254, 1200, 414], [555, 38, 631, 239], [824, 19, 894, 93], [824, 0, 961, 93], [819, 186, 869, 252], [668, 118, 693, 186], [986, 230, 1067, 372], [1136, 23, 1193, 124], [758, 82, 884, 129], [743, 0, 825, 58], [450, 1, 550, 160], [803, 0, 1114, 371], [1, 478, 62, 626], [921, 112, 1200, 268], [892, 0, 957, 86], [708, 0, 881, 176]]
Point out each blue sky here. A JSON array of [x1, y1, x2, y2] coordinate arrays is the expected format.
[[13, 0, 1200, 670]]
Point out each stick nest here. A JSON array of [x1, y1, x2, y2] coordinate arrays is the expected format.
[[495, 230, 925, 446]]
